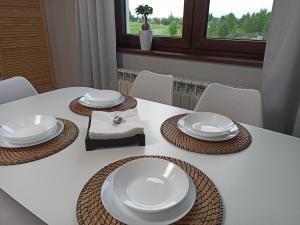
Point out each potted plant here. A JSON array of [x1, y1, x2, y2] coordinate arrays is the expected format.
[[135, 4, 153, 51]]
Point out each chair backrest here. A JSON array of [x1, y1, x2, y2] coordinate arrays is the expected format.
[[194, 83, 263, 127], [129, 70, 174, 105], [0, 76, 38, 105]]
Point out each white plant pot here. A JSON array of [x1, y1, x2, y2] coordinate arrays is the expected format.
[[139, 30, 152, 51]]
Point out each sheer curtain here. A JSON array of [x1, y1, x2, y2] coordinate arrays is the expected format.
[[44, 0, 80, 88], [75, 0, 118, 89], [262, 0, 300, 137], [44, 0, 117, 89]]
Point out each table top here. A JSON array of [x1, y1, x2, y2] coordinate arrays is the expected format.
[[0, 87, 300, 225]]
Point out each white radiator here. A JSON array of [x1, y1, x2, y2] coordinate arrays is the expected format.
[[117, 68, 210, 110]]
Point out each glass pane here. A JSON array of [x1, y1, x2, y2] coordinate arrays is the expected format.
[[207, 0, 273, 40], [125, 0, 184, 37]]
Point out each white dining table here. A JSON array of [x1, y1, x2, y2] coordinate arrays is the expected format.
[[0, 87, 300, 225]]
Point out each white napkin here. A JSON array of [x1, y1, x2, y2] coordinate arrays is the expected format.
[[89, 109, 144, 140]]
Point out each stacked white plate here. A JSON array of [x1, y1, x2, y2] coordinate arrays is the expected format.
[[79, 90, 125, 108], [101, 158, 196, 225], [0, 115, 64, 148], [177, 112, 239, 141]]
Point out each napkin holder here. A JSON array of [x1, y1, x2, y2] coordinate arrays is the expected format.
[[85, 116, 145, 151]]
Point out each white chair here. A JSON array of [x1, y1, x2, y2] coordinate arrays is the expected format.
[[0, 76, 38, 105], [129, 70, 174, 105], [194, 83, 263, 127]]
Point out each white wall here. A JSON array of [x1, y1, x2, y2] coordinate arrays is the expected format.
[[117, 53, 263, 89]]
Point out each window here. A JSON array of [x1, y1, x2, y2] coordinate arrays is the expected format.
[[206, 0, 272, 40], [126, 0, 185, 37], [115, 0, 274, 66]]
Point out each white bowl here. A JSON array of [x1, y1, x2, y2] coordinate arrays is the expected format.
[[0, 115, 58, 144], [79, 96, 125, 109], [0, 120, 64, 148], [82, 90, 122, 106], [102, 170, 196, 225], [112, 158, 190, 213], [178, 112, 234, 138], [178, 123, 239, 141]]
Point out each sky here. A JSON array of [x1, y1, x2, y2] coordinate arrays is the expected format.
[[129, 0, 273, 18]]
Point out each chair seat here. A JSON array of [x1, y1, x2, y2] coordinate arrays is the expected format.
[[129, 70, 174, 105], [194, 83, 263, 127], [0, 76, 38, 105]]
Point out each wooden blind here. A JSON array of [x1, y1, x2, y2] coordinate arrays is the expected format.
[[0, 0, 56, 93]]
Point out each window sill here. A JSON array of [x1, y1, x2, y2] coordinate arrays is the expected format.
[[117, 47, 263, 68]]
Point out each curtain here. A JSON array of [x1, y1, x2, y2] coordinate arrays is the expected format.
[[261, 0, 300, 137], [44, 0, 80, 88], [293, 107, 300, 137], [75, 0, 118, 89]]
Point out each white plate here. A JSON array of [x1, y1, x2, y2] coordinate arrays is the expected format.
[[179, 122, 239, 141], [81, 90, 122, 106], [2, 123, 58, 145], [0, 121, 64, 148], [102, 170, 196, 225], [112, 158, 189, 213], [79, 96, 125, 108], [0, 115, 58, 144], [178, 112, 234, 138]]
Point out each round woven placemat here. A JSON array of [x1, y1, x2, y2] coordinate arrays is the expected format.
[[0, 119, 79, 166], [76, 155, 223, 225], [69, 96, 137, 117], [161, 114, 251, 155]]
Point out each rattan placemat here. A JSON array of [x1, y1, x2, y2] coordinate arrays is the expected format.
[[76, 155, 223, 225], [69, 96, 137, 117], [161, 114, 251, 155], [0, 119, 79, 166]]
